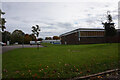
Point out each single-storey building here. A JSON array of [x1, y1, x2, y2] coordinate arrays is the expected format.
[[60, 28, 105, 44], [42, 40, 61, 44], [60, 28, 120, 44]]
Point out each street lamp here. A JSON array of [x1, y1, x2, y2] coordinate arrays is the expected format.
[[22, 33, 24, 48]]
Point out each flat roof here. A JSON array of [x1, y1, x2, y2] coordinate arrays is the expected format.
[[60, 28, 105, 37]]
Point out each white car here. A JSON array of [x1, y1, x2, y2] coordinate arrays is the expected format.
[[30, 41, 36, 45], [30, 41, 41, 45], [14, 42, 18, 45], [0, 42, 6, 46]]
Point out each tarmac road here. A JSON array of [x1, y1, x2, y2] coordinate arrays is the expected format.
[[2, 45, 43, 53]]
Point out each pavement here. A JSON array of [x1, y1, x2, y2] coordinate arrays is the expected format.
[[2, 45, 43, 53]]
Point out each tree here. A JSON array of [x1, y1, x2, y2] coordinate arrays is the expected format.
[[45, 37, 52, 40], [24, 34, 32, 44], [30, 34, 36, 41], [102, 11, 117, 37], [38, 38, 43, 41], [102, 22, 116, 37], [11, 30, 25, 44], [2, 31, 11, 43], [53, 36, 60, 40], [32, 25, 40, 38], [1, 18, 6, 31], [0, 9, 6, 31], [102, 11, 117, 43], [31, 25, 40, 49]]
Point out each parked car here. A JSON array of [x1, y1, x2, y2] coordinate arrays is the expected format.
[[30, 41, 36, 45], [30, 41, 41, 45], [37, 41, 41, 45], [0, 42, 6, 46], [14, 42, 18, 45]]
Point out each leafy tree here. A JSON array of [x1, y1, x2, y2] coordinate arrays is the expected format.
[[102, 22, 116, 37], [38, 38, 43, 41], [0, 9, 6, 31], [53, 36, 60, 40], [2, 31, 11, 43], [24, 34, 32, 44], [30, 34, 36, 41], [45, 37, 52, 40], [11, 30, 25, 44], [102, 11, 117, 37]]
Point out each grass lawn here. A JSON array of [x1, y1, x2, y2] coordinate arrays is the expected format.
[[2, 43, 119, 79]]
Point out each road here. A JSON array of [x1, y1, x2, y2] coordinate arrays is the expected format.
[[2, 45, 43, 53]]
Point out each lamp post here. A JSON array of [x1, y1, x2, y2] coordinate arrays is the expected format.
[[22, 33, 24, 48]]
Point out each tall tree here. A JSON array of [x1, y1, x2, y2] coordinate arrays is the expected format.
[[102, 11, 117, 37], [0, 9, 6, 31], [102, 11, 117, 43], [24, 34, 32, 44], [31, 25, 40, 49], [32, 25, 40, 38], [53, 36, 60, 40], [45, 37, 52, 40], [2, 31, 11, 43], [38, 38, 43, 41], [30, 34, 36, 41], [11, 30, 25, 44]]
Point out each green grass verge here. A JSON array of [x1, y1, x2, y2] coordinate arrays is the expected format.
[[2, 43, 119, 78]]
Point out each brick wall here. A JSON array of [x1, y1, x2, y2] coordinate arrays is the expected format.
[[79, 37, 105, 44], [80, 31, 104, 37], [60, 31, 120, 44], [61, 32, 79, 44]]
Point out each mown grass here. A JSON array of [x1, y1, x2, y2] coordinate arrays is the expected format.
[[2, 43, 119, 79]]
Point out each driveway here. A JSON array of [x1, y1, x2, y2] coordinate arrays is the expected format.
[[2, 45, 43, 53]]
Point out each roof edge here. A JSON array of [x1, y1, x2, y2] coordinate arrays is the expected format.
[[60, 28, 105, 37]]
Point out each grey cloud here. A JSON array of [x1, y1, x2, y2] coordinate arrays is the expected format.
[[87, 14, 92, 17], [3, 2, 118, 38], [40, 32, 61, 38], [86, 19, 94, 23], [33, 20, 55, 26], [112, 10, 117, 13], [105, 5, 109, 7], [85, 15, 103, 24], [33, 20, 39, 22], [56, 22, 73, 28], [112, 15, 118, 20], [9, 17, 21, 21], [38, 21, 73, 29], [9, 17, 32, 24], [90, 7, 94, 10], [41, 26, 57, 29], [42, 21, 55, 25], [24, 20, 31, 23]]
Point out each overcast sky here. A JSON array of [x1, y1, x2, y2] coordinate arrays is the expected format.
[[2, 1, 119, 38]]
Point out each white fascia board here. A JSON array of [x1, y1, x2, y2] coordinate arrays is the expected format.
[[80, 36, 104, 37], [60, 29, 105, 37], [78, 30, 105, 32], [60, 31, 78, 37]]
